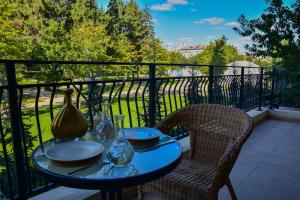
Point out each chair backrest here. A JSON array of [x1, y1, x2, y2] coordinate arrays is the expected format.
[[155, 104, 252, 164], [155, 104, 253, 191]]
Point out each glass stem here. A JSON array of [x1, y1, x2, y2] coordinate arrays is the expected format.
[[102, 102, 109, 120], [120, 119, 125, 137]]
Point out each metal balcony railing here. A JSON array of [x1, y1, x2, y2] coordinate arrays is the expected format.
[[0, 60, 299, 199]]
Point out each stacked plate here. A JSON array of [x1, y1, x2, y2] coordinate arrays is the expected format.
[[46, 141, 104, 167], [124, 128, 161, 148]]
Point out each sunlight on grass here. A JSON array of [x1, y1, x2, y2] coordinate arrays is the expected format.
[[20, 94, 185, 150]]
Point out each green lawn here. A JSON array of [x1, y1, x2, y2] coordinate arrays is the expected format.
[[20, 94, 186, 148], [21, 98, 145, 150]]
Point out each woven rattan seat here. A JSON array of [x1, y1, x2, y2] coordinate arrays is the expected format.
[[138, 104, 253, 200]]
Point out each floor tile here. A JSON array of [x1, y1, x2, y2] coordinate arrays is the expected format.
[[225, 119, 300, 200], [278, 183, 300, 200]]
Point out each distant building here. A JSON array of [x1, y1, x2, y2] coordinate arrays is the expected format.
[[175, 44, 206, 58], [225, 61, 261, 75], [168, 67, 202, 77]]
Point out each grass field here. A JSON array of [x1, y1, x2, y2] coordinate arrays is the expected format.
[[17, 94, 186, 150]]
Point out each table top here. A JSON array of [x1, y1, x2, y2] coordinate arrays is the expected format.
[[31, 131, 182, 190]]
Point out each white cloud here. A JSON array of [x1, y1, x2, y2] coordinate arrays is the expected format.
[[152, 18, 158, 23], [240, 36, 252, 44], [206, 36, 215, 39], [190, 8, 198, 12], [225, 22, 240, 27], [168, 0, 188, 5], [151, 0, 188, 11], [177, 37, 194, 43], [195, 17, 225, 25], [151, 3, 174, 11]]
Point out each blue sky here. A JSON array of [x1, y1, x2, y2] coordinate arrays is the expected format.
[[99, 0, 295, 51]]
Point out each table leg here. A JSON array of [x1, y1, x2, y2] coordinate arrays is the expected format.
[[116, 189, 122, 200], [108, 191, 115, 200], [107, 189, 122, 200], [101, 188, 107, 200]]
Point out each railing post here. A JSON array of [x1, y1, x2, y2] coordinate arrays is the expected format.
[[239, 67, 245, 109], [258, 67, 264, 111], [148, 64, 156, 127], [270, 68, 276, 110], [208, 66, 214, 104], [5, 62, 28, 199]]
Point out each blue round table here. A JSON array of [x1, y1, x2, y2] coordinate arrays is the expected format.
[[31, 132, 182, 200]]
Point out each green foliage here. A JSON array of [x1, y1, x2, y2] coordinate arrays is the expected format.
[[0, 0, 167, 82], [224, 44, 239, 64], [193, 36, 229, 74], [141, 38, 170, 63], [71, 0, 104, 26], [234, 0, 300, 72], [123, 1, 154, 62], [0, 1, 31, 59], [65, 23, 110, 79], [168, 51, 189, 64], [106, 0, 123, 39], [140, 38, 171, 76]]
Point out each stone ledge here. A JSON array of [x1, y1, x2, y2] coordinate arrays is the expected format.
[[29, 187, 99, 200], [269, 108, 300, 122], [247, 107, 269, 125], [29, 186, 137, 200]]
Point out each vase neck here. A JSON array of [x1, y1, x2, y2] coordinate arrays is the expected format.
[[64, 89, 73, 105], [102, 102, 110, 120], [115, 115, 125, 135]]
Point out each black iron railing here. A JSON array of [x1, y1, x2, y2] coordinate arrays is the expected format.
[[0, 60, 299, 199]]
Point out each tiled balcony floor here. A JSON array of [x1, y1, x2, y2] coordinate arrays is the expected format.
[[145, 119, 300, 200], [220, 119, 300, 200]]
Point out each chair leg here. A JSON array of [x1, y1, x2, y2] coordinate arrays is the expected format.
[[225, 178, 237, 200], [137, 185, 144, 200]]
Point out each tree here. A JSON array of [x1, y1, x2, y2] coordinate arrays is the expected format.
[[0, 1, 31, 84], [234, 0, 300, 71], [141, 38, 169, 63], [66, 23, 110, 79], [140, 38, 170, 76], [71, 0, 106, 26], [106, 0, 123, 39], [123, 1, 154, 62], [193, 36, 228, 74], [105, 0, 134, 67], [224, 44, 239, 64], [0, 1, 30, 59], [168, 51, 188, 64], [30, 19, 70, 83], [0, 0, 172, 81]]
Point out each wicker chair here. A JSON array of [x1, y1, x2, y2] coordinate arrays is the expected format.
[[138, 104, 253, 200]]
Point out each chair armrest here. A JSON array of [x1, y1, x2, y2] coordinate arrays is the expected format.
[[154, 110, 185, 135]]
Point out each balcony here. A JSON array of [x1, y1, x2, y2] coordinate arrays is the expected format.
[[1, 60, 300, 200]]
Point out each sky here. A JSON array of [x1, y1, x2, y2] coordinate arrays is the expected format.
[[99, 0, 295, 51]]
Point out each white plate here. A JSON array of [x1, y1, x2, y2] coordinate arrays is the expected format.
[[46, 141, 104, 162], [124, 128, 161, 141]]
